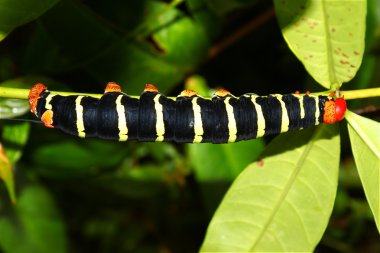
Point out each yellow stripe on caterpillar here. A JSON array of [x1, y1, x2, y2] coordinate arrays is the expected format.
[[154, 94, 165, 142], [192, 97, 204, 143], [45, 94, 56, 110], [225, 97, 237, 143], [116, 95, 128, 141], [250, 95, 265, 138], [273, 94, 289, 133], [75, 96, 86, 138]]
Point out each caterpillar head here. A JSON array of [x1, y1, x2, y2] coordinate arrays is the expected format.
[[29, 83, 47, 115], [323, 97, 347, 124]]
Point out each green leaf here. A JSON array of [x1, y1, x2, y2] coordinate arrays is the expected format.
[[201, 125, 340, 252], [87, 142, 185, 198], [0, 99, 29, 119], [0, 144, 16, 203], [346, 110, 380, 232], [29, 138, 129, 178], [189, 140, 264, 182], [188, 139, 265, 215], [186, 0, 222, 40], [88, 164, 177, 199], [274, 0, 366, 89], [2, 122, 30, 164], [184, 75, 211, 97], [0, 185, 68, 253], [86, 1, 210, 93], [26, 0, 210, 94], [0, 0, 59, 41]]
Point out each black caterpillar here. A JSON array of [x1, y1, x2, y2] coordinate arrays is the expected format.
[[28, 82, 347, 144]]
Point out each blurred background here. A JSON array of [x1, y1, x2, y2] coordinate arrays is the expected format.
[[0, 0, 379, 252]]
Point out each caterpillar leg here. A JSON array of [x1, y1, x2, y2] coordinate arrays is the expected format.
[[41, 110, 54, 128], [105, 82, 122, 93]]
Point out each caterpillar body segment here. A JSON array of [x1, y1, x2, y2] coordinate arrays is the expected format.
[[29, 83, 346, 143]]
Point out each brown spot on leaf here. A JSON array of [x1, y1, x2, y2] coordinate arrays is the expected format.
[[340, 60, 350, 65], [312, 39, 317, 43], [350, 64, 356, 68], [353, 51, 360, 55], [304, 34, 308, 38], [309, 54, 313, 58], [349, 32, 353, 37], [331, 28, 336, 32], [342, 53, 349, 58], [256, 160, 264, 167], [307, 21, 318, 30]]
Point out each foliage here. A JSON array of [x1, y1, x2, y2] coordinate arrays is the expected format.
[[275, 0, 366, 89], [201, 125, 340, 252], [346, 110, 380, 232], [0, 0, 379, 252]]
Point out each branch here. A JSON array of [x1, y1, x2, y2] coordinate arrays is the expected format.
[[0, 87, 379, 100], [208, 8, 275, 59], [341, 87, 380, 100]]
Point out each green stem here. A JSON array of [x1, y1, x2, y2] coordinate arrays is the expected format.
[[0, 87, 379, 100], [0, 87, 30, 100], [340, 87, 380, 100]]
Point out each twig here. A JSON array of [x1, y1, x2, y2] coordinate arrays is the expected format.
[[208, 8, 275, 59], [352, 106, 380, 116], [1, 87, 379, 101], [341, 87, 380, 100]]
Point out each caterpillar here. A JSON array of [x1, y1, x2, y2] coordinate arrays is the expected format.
[[28, 82, 347, 144]]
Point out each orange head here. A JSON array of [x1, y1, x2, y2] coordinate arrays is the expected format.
[[334, 97, 347, 122], [29, 83, 47, 115], [323, 97, 347, 124]]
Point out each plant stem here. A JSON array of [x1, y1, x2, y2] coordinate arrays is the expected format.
[[341, 87, 380, 100], [0, 87, 29, 100], [208, 8, 275, 59], [0, 87, 379, 100]]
